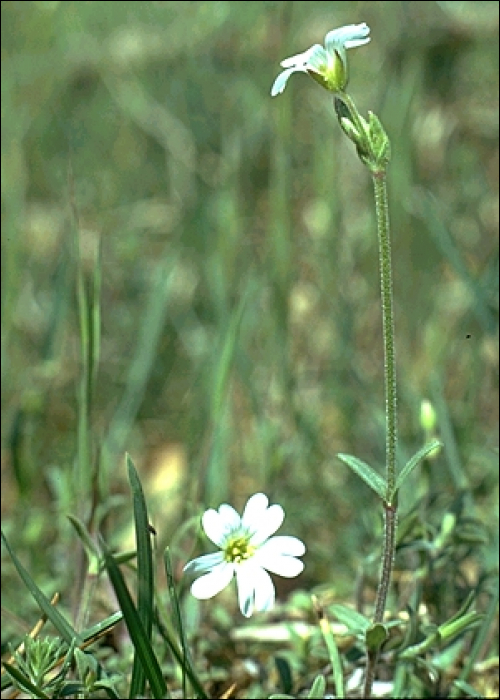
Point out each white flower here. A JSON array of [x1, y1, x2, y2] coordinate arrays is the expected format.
[[271, 23, 371, 97], [183, 493, 306, 617]]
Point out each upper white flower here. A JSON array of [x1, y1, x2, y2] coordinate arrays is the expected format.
[[183, 493, 306, 617], [271, 23, 371, 97]]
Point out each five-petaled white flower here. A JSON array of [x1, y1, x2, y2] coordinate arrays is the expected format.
[[271, 23, 371, 97], [183, 493, 306, 618]]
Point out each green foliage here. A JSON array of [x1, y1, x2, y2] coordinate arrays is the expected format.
[[1, 1, 498, 698]]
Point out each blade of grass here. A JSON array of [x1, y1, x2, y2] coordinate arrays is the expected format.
[[1, 531, 82, 646], [313, 597, 345, 699], [164, 547, 193, 698], [206, 283, 249, 504], [68, 161, 93, 514], [67, 514, 101, 575], [153, 606, 208, 700], [79, 611, 124, 646], [416, 191, 496, 334], [430, 374, 470, 493], [100, 540, 168, 699], [101, 252, 179, 494], [449, 579, 499, 697], [126, 454, 154, 699]]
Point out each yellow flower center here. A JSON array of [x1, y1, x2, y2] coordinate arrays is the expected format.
[[223, 536, 256, 564]]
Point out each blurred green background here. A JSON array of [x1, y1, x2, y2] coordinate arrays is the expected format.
[[1, 0, 498, 624]]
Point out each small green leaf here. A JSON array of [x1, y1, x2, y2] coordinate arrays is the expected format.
[[393, 440, 443, 497], [439, 611, 483, 642], [307, 674, 326, 698], [67, 514, 101, 575], [317, 615, 344, 698], [336, 454, 386, 499], [330, 603, 372, 634], [365, 623, 388, 653]]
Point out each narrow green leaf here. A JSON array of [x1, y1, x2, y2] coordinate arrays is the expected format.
[[330, 603, 372, 634], [307, 675, 326, 699], [2, 662, 51, 700], [451, 679, 487, 697], [101, 541, 168, 699], [164, 547, 194, 698], [451, 582, 499, 696], [80, 611, 123, 644], [94, 680, 122, 699], [90, 234, 102, 387], [1, 531, 82, 646], [336, 454, 386, 499], [69, 166, 93, 507], [126, 454, 154, 699], [393, 439, 443, 497], [67, 514, 101, 575], [317, 613, 344, 698], [154, 604, 208, 699], [211, 288, 248, 419], [438, 611, 483, 642], [102, 254, 178, 468]]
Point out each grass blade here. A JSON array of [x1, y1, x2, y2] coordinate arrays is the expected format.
[[1, 531, 82, 646], [101, 540, 168, 699], [164, 547, 195, 698], [126, 453, 155, 698]]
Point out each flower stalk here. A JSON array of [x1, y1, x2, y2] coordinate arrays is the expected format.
[[335, 91, 398, 700], [271, 24, 399, 698], [372, 170, 398, 500]]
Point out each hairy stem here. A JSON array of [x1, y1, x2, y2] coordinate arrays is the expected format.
[[372, 171, 398, 499], [363, 170, 399, 698]]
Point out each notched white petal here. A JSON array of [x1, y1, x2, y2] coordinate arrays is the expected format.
[[280, 45, 320, 68], [217, 503, 241, 528], [236, 565, 255, 617], [202, 509, 229, 547], [259, 535, 306, 557], [271, 67, 305, 96], [190, 562, 234, 600], [344, 35, 371, 50], [259, 553, 305, 578], [242, 493, 269, 525], [303, 44, 328, 71], [183, 551, 224, 574], [250, 504, 284, 545], [252, 567, 276, 613], [325, 23, 370, 51]]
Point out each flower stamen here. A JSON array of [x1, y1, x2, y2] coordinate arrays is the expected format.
[[224, 536, 256, 563]]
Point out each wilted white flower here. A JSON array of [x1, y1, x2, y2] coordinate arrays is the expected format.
[[271, 23, 370, 97], [183, 493, 305, 617]]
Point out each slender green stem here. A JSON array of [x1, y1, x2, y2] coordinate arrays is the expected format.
[[333, 91, 399, 699], [363, 170, 399, 699], [372, 171, 398, 500]]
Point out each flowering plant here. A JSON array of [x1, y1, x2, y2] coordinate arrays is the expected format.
[[183, 493, 305, 617], [271, 23, 370, 97]]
